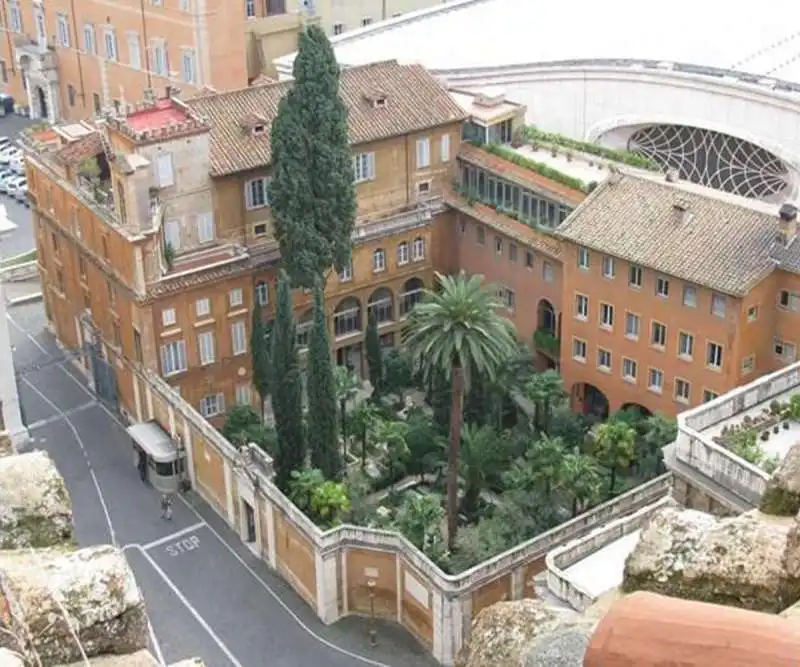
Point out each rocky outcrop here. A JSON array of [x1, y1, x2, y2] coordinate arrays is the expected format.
[[0, 451, 73, 549], [522, 617, 597, 667], [0, 546, 148, 666], [762, 444, 800, 516], [623, 506, 799, 612], [455, 599, 570, 667]]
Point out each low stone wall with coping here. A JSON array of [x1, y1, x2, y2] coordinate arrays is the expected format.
[[674, 361, 800, 506], [545, 496, 674, 611]]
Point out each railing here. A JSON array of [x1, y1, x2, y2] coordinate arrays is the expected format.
[[354, 198, 442, 244], [545, 495, 673, 611], [533, 327, 559, 357]]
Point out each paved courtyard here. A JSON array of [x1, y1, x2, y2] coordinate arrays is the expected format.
[[8, 301, 436, 667]]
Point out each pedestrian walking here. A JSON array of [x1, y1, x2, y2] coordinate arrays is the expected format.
[[160, 494, 173, 520]]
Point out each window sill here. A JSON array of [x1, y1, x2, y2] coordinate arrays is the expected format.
[[675, 397, 690, 406], [683, 302, 697, 309], [163, 369, 187, 379], [602, 274, 615, 280], [628, 284, 642, 290], [706, 365, 722, 373], [597, 366, 611, 374], [573, 356, 586, 364], [623, 376, 637, 385], [335, 331, 361, 343], [678, 354, 693, 363], [624, 334, 639, 341], [599, 324, 613, 332], [648, 386, 663, 395], [194, 318, 215, 329], [227, 308, 249, 318], [650, 344, 665, 352], [160, 327, 182, 338], [575, 315, 588, 322]]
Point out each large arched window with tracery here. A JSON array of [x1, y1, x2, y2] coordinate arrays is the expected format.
[[627, 124, 791, 200]]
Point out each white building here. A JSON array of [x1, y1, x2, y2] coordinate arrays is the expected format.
[[275, 0, 800, 202]]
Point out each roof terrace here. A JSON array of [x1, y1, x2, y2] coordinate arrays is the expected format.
[[105, 96, 209, 144]]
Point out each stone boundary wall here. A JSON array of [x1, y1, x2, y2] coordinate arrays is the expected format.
[[674, 361, 800, 506], [545, 496, 673, 612], [129, 365, 673, 665], [0, 261, 39, 282]]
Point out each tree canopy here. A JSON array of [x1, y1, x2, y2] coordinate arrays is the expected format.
[[267, 24, 356, 288]]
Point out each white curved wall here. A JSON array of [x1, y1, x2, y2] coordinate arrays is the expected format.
[[445, 66, 800, 172]]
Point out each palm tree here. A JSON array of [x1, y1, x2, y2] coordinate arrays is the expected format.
[[403, 271, 518, 549], [559, 451, 602, 516], [459, 424, 500, 519], [334, 366, 361, 459], [594, 421, 637, 495], [524, 370, 566, 434], [527, 434, 566, 498]]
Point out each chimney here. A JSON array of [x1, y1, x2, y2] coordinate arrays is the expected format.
[[778, 203, 798, 246], [672, 200, 693, 225]]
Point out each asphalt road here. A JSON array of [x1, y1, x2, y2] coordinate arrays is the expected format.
[[7, 300, 436, 667], [0, 114, 35, 258]]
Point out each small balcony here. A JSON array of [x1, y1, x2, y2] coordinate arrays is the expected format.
[[162, 243, 249, 281]]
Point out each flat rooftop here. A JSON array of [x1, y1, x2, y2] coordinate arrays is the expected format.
[[563, 530, 641, 599], [274, 0, 800, 88], [125, 99, 190, 132]]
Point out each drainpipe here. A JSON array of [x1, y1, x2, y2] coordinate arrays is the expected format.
[[139, 0, 153, 89], [68, 0, 87, 106], [0, 1, 15, 75]]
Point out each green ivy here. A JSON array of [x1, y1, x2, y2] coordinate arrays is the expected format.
[[482, 143, 589, 193], [533, 328, 560, 355], [523, 126, 660, 171]]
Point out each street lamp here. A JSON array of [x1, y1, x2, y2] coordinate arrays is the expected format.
[[366, 578, 377, 647]]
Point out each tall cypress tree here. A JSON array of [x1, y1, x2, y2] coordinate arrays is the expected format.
[[270, 272, 306, 490], [268, 24, 356, 289], [306, 283, 342, 479], [365, 313, 383, 396], [250, 304, 271, 419]]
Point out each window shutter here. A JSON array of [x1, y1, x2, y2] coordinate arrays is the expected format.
[[440, 134, 450, 162], [367, 153, 376, 179], [157, 153, 174, 187], [164, 218, 181, 249]]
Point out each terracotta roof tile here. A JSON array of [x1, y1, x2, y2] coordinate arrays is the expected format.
[[54, 132, 104, 166], [554, 173, 783, 297], [186, 60, 466, 177], [444, 191, 562, 259], [458, 142, 586, 206]]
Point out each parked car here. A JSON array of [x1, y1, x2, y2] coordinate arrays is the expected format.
[[13, 181, 28, 206], [8, 158, 24, 175], [0, 147, 21, 166], [0, 136, 11, 149], [0, 169, 16, 194], [6, 176, 26, 202]]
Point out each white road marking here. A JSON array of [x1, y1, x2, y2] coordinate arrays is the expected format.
[[9, 313, 399, 667], [142, 522, 206, 551], [148, 619, 167, 667], [124, 544, 244, 667], [20, 375, 117, 547], [26, 399, 96, 430]]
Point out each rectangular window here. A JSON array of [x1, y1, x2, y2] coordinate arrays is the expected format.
[[246, 0, 256, 18], [361, 17, 372, 26], [84, 24, 96, 54], [339, 260, 352, 282], [412, 237, 425, 261], [707, 341, 723, 370], [198, 331, 216, 365], [235, 383, 251, 406], [181, 48, 197, 84], [476, 226, 486, 246], [440, 134, 450, 162], [9, 2, 22, 33], [397, 242, 409, 265], [373, 249, 386, 272], [651, 321, 666, 348], [648, 367, 664, 393], [675, 378, 691, 404], [577, 247, 590, 269], [711, 293, 726, 317], [231, 320, 247, 356], [575, 294, 589, 320], [543, 261, 554, 282], [572, 338, 587, 362], [57, 14, 70, 48], [151, 40, 168, 76], [747, 305, 759, 322], [104, 27, 118, 61], [525, 251, 534, 269], [161, 308, 177, 327], [229, 288, 243, 308], [678, 331, 694, 358], [703, 389, 719, 403], [416, 138, 431, 169], [245, 177, 268, 209], [622, 358, 638, 382], [778, 290, 800, 311], [602, 256, 615, 279], [196, 213, 214, 243], [682, 285, 697, 308], [600, 302, 614, 329], [494, 236, 503, 255], [255, 282, 269, 306], [352, 152, 376, 182], [597, 348, 611, 372], [501, 287, 515, 312], [199, 393, 224, 418], [508, 243, 517, 263], [126, 33, 141, 69], [156, 153, 174, 187], [195, 298, 210, 318], [775, 339, 798, 363], [333, 23, 344, 35], [741, 355, 754, 375], [160, 340, 187, 376], [624, 312, 640, 339], [655, 276, 669, 298], [628, 265, 643, 288]]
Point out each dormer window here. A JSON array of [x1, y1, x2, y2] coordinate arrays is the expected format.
[[373, 96, 386, 109], [364, 91, 388, 109], [252, 124, 265, 136]]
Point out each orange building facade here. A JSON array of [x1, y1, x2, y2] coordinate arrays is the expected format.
[[25, 60, 465, 425], [1, 0, 247, 123]]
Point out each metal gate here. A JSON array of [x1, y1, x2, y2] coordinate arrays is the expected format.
[[82, 315, 120, 413]]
